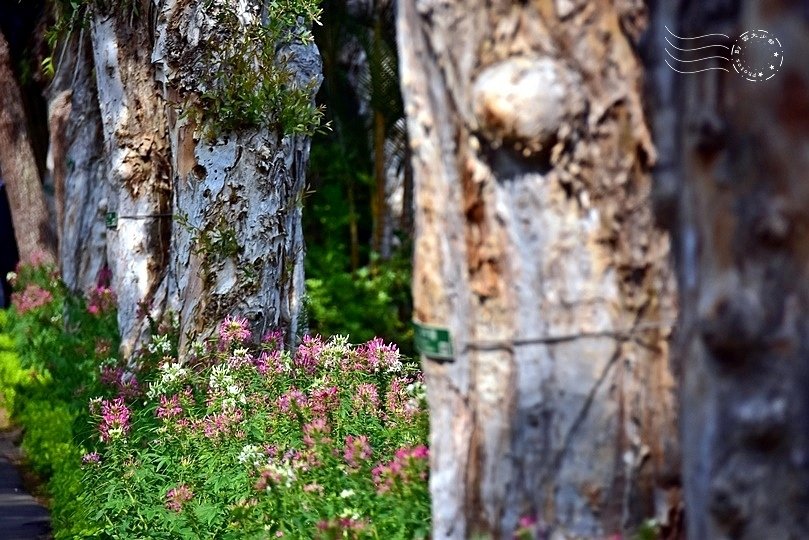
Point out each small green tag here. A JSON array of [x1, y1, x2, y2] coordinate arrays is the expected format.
[[413, 320, 454, 360], [105, 212, 118, 230]]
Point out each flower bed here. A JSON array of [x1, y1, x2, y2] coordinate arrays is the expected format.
[[2, 260, 430, 538]]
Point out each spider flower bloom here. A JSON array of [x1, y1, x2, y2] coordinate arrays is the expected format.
[[219, 315, 252, 345], [156, 394, 183, 420], [294, 335, 324, 374], [351, 383, 380, 414], [87, 286, 116, 315], [11, 284, 53, 314], [98, 397, 131, 442], [165, 484, 194, 512], [343, 435, 372, 469], [81, 452, 101, 465]]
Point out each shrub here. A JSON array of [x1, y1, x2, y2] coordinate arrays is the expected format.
[[79, 321, 430, 538], [2, 259, 430, 538]]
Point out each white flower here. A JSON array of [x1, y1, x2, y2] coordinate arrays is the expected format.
[[237, 444, 264, 467], [209, 364, 235, 391], [339, 489, 355, 499], [146, 361, 188, 399], [339, 508, 361, 520], [147, 334, 173, 355]]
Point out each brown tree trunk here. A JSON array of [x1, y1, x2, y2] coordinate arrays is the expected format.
[[0, 30, 56, 264], [398, 1, 680, 537], [655, 2, 809, 538]]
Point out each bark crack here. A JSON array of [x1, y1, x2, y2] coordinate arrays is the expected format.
[[539, 339, 623, 489]]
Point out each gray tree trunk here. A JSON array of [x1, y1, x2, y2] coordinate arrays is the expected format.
[[398, 1, 680, 537], [47, 32, 109, 295], [653, 2, 809, 538], [152, 0, 321, 351], [0, 29, 56, 264], [91, 9, 173, 357], [55, 0, 322, 356]]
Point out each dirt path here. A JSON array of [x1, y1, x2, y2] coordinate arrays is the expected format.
[[0, 412, 51, 539]]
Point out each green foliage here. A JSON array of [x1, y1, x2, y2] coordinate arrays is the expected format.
[[177, 213, 242, 263], [305, 252, 413, 354], [303, 0, 414, 355], [0, 258, 119, 538], [77, 325, 429, 538], [1, 263, 429, 538], [193, 0, 325, 137], [44, 0, 324, 137]]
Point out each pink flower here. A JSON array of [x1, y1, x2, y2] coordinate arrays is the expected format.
[[262, 329, 284, 350], [165, 484, 194, 512], [352, 383, 379, 413], [302, 418, 330, 448], [11, 284, 53, 314], [343, 435, 372, 469], [303, 482, 324, 494], [81, 452, 101, 465], [276, 387, 307, 414], [294, 335, 323, 375], [385, 377, 420, 421], [98, 397, 131, 443], [255, 350, 286, 375], [309, 386, 339, 418], [87, 286, 116, 315], [317, 517, 367, 536], [201, 408, 244, 440], [372, 445, 429, 493], [156, 394, 183, 420], [219, 315, 252, 345]]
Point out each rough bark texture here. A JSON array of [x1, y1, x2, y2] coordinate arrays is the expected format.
[[91, 7, 173, 357], [152, 0, 321, 349], [0, 30, 56, 264], [398, 1, 680, 537], [48, 32, 109, 294], [655, 2, 809, 538]]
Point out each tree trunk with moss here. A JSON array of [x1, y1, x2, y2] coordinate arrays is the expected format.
[[653, 2, 809, 538], [152, 0, 321, 351], [398, 1, 680, 537], [47, 0, 322, 357], [0, 29, 56, 265]]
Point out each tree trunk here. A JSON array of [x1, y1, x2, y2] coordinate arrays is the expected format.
[[91, 7, 172, 358], [0, 29, 56, 264], [152, 0, 321, 350], [656, 2, 809, 538], [398, 1, 680, 537], [48, 31, 109, 294]]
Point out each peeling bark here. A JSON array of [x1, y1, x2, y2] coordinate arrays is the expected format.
[[47, 32, 109, 294], [153, 0, 321, 349], [656, 2, 809, 538], [0, 29, 56, 264], [398, 1, 679, 537], [91, 6, 173, 357]]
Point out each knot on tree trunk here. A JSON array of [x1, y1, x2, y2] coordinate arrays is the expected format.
[[471, 57, 585, 159]]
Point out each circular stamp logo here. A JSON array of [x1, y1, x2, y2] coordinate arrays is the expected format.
[[731, 30, 784, 82]]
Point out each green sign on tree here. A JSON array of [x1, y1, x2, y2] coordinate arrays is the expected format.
[[413, 320, 454, 360]]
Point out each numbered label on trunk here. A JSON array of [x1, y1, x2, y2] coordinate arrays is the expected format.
[[413, 321, 454, 361]]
